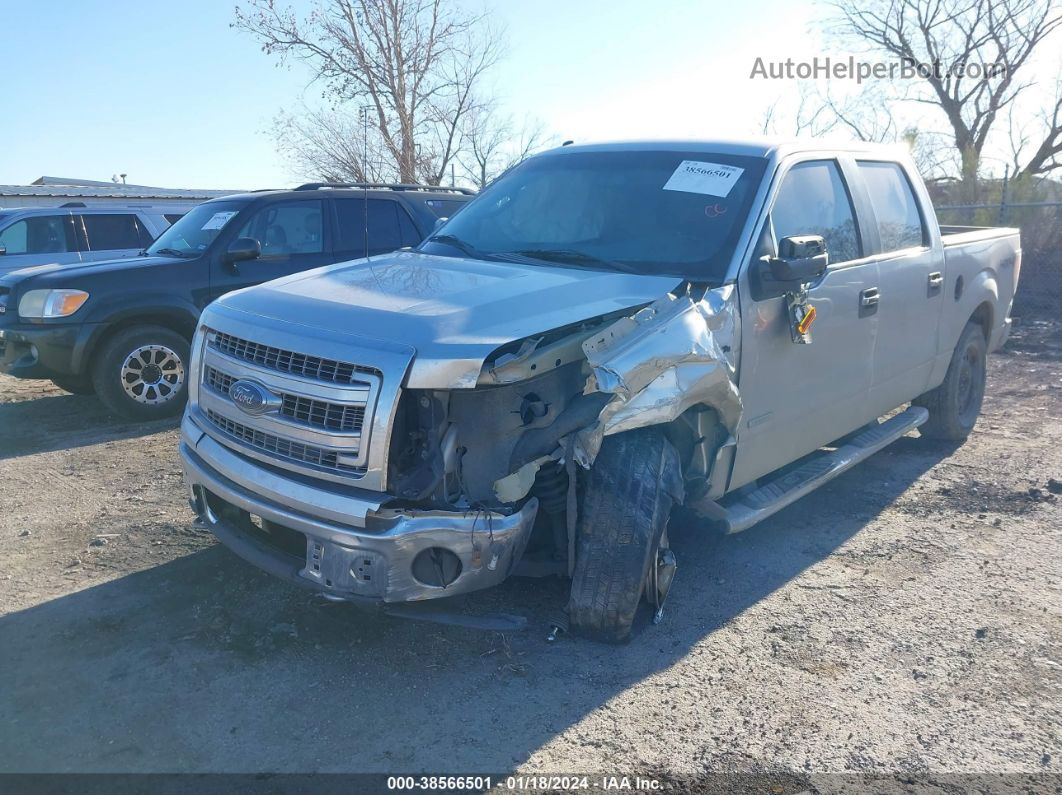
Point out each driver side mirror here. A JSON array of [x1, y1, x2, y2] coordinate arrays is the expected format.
[[224, 237, 261, 265], [765, 235, 829, 283], [0, 245, 6, 256]]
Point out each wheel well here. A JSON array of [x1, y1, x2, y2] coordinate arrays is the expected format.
[[86, 315, 196, 372], [970, 302, 993, 343]]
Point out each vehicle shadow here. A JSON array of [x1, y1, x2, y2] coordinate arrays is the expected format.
[[0, 392, 176, 459], [0, 434, 954, 775]]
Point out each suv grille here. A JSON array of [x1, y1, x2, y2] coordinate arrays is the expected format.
[[211, 331, 377, 385], [206, 410, 362, 475], [204, 365, 365, 433]]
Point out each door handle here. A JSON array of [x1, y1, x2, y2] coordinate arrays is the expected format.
[[928, 271, 944, 288], [860, 287, 880, 307]]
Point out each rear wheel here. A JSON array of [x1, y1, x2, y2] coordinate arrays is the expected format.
[[50, 375, 95, 395], [568, 428, 683, 643], [92, 325, 190, 421], [914, 321, 987, 441]]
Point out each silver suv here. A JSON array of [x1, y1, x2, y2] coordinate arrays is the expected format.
[[0, 205, 190, 275]]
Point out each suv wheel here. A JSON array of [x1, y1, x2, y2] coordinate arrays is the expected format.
[[92, 325, 190, 421], [913, 321, 987, 441]]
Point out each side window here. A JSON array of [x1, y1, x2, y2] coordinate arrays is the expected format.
[[366, 200, 403, 253], [334, 198, 420, 256], [0, 216, 75, 255], [136, 217, 156, 247], [81, 214, 148, 251], [771, 160, 861, 265], [164, 214, 185, 225], [397, 205, 422, 246], [857, 161, 926, 252], [236, 200, 323, 257], [334, 198, 367, 257]]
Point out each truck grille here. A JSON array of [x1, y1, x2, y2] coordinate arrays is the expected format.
[[206, 410, 362, 475], [211, 331, 378, 385], [204, 365, 365, 433]]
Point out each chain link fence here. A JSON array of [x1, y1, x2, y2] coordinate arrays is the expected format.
[[933, 199, 1062, 318]]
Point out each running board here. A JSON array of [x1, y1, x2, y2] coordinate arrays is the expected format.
[[703, 406, 928, 535]]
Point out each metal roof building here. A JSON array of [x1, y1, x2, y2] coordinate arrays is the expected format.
[[0, 176, 242, 209]]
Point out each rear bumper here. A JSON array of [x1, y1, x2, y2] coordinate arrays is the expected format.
[[0, 322, 99, 380], [179, 413, 538, 604]]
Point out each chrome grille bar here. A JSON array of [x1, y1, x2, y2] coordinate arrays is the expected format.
[[204, 365, 365, 433], [211, 331, 378, 385], [205, 409, 363, 475]]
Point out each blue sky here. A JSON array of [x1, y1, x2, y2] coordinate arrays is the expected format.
[[3, 0, 829, 190], [4, 0, 1052, 188]]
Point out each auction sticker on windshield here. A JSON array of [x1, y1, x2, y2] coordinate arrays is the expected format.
[[201, 211, 238, 230], [663, 161, 744, 197]]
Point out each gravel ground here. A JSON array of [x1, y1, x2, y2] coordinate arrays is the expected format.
[[0, 321, 1059, 790]]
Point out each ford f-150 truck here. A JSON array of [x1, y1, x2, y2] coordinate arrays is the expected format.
[[180, 140, 1020, 642]]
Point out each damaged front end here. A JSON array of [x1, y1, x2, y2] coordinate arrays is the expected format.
[[385, 284, 742, 579]]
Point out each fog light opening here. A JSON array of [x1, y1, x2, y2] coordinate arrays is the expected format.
[[411, 547, 462, 588]]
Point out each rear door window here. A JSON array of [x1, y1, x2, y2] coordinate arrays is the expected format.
[[0, 215, 76, 254], [770, 160, 861, 264], [365, 200, 407, 254], [856, 161, 926, 252], [81, 214, 151, 251], [335, 198, 422, 257]]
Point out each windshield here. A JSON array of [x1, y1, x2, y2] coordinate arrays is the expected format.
[[146, 200, 248, 257], [420, 149, 767, 280]]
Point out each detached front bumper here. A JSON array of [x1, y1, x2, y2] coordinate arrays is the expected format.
[[180, 414, 538, 604]]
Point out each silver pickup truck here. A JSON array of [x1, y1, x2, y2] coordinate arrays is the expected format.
[[179, 140, 1020, 641]]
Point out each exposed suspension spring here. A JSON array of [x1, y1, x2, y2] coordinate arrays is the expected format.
[[530, 461, 569, 515]]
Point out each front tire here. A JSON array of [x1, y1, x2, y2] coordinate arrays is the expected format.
[[914, 321, 987, 441], [92, 325, 190, 421], [568, 428, 683, 643]]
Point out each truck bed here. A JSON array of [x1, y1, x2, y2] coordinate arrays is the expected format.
[[940, 224, 1020, 247], [939, 225, 1021, 354]]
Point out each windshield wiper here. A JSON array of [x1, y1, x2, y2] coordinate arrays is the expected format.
[[152, 247, 193, 258], [426, 234, 504, 262], [509, 249, 640, 274]]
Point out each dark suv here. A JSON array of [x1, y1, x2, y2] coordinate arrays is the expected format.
[[0, 183, 472, 420]]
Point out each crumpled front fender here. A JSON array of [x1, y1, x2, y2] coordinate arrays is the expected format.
[[576, 284, 741, 464]]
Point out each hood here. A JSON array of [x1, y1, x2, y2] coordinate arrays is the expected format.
[[213, 250, 683, 388], [0, 255, 180, 288]]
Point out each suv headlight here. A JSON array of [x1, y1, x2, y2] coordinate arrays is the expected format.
[[19, 289, 90, 319]]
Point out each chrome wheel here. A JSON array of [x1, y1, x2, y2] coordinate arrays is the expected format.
[[120, 344, 185, 405]]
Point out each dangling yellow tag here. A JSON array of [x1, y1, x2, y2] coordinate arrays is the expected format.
[[796, 305, 817, 335]]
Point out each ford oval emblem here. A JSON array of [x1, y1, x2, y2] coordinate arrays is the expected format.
[[229, 380, 281, 416]]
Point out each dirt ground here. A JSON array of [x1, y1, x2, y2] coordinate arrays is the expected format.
[[1, 320, 1060, 790]]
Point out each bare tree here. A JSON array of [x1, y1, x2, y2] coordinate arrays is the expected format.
[[1014, 75, 1062, 178], [235, 0, 503, 184], [459, 105, 549, 188], [828, 0, 1062, 187], [271, 105, 392, 182]]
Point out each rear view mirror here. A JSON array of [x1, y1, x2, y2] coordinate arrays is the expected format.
[[433, 217, 448, 230], [766, 235, 828, 282], [225, 237, 261, 264]]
